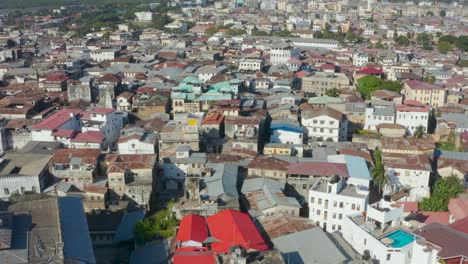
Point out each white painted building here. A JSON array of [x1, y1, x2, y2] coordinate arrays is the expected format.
[[291, 38, 340, 49], [269, 44, 300, 65], [118, 130, 157, 155], [0, 175, 42, 200], [134, 11, 153, 22], [239, 58, 263, 72], [364, 101, 395, 131], [383, 153, 431, 202], [31, 108, 123, 150], [269, 120, 304, 145], [90, 49, 118, 62], [342, 200, 439, 264], [395, 101, 430, 135], [308, 155, 371, 232], [302, 106, 348, 142], [353, 53, 369, 66]]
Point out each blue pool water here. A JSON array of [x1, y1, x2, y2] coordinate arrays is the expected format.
[[384, 230, 415, 248]]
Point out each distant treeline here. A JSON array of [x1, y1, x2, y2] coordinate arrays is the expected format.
[[0, 0, 158, 9]]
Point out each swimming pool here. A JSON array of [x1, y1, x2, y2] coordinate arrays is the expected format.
[[384, 230, 415, 248]]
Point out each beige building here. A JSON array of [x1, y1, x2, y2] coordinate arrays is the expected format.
[[247, 156, 290, 180], [301, 72, 350, 96], [404, 80, 446, 107], [264, 143, 292, 156]]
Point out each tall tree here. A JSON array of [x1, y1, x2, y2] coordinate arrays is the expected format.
[[372, 149, 389, 194], [414, 125, 425, 138]]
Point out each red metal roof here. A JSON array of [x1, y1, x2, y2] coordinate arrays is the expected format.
[[206, 209, 268, 253], [71, 131, 103, 143], [405, 80, 444, 90], [175, 214, 208, 245], [449, 216, 468, 235], [448, 198, 468, 221], [202, 112, 224, 125], [355, 67, 383, 75], [414, 223, 468, 259], [32, 109, 83, 130], [287, 162, 349, 177], [46, 72, 69, 82], [173, 247, 216, 264]]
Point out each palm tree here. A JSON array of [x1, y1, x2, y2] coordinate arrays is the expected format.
[[414, 125, 426, 138], [372, 149, 389, 194]]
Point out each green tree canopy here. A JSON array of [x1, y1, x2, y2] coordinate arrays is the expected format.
[[423, 75, 436, 84], [133, 209, 178, 244], [357, 75, 402, 99], [437, 41, 453, 54], [395, 35, 410, 46], [419, 176, 464, 211], [325, 88, 340, 97]]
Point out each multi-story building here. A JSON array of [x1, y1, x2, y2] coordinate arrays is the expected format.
[[105, 154, 156, 208], [117, 127, 157, 155], [302, 106, 348, 142], [343, 200, 440, 264], [301, 72, 350, 96], [308, 155, 371, 232], [90, 49, 119, 62], [269, 120, 304, 145], [159, 120, 200, 158], [238, 58, 263, 73], [404, 80, 446, 108], [0, 141, 59, 200], [364, 101, 395, 131], [395, 100, 430, 135], [383, 153, 431, 202], [269, 43, 300, 65], [49, 149, 101, 190], [353, 52, 369, 66], [31, 107, 123, 150]]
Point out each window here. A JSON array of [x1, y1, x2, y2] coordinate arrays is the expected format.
[[32, 186, 36, 193], [386, 254, 391, 261], [318, 198, 322, 205], [302, 184, 307, 190], [333, 213, 336, 219], [4, 188, 9, 195], [339, 214, 343, 220], [334, 201, 337, 207], [364, 239, 367, 246], [352, 204, 356, 210], [338, 225, 341, 230], [317, 210, 321, 216], [339, 202, 343, 208], [332, 224, 336, 230], [357, 205, 361, 211], [325, 199, 329, 208], [310, 197, 315, 203]]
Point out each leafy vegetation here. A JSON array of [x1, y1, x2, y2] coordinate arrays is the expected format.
[[457, 60, 468, 67], [423, 75, 436, 84], [133, 208, 178, 244], [325, 88, 340, 98], [395, 35, 410, 46], [437, 35, 468, 52], [413, 125, 425, 138], [371, 149, 389, 194], [437, 41, 453, 54], [419, 176, 464, 211], [357, 75, 402, 100]]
